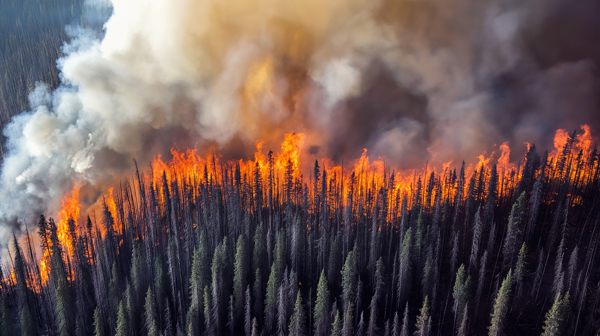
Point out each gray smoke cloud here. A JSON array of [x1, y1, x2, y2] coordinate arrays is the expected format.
[[1, 0, 599, 244]]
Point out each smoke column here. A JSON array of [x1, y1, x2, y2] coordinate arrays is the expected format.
[[0, 0, 599, 244]]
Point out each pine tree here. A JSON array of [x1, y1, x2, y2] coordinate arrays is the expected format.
[[331, 307, 342, 336], [414, 296, 429, 336], [288, 291, 306, 336], [342, 303, 354, 336], [245, 286, 252, 336], [400, 303, 409, 336], [541, 292, 570, 336], [314, 270, 330, 336], [367, 259, 384, 336], [392, 311, 400, 336], [489, 270, 512, 336], [341, 246, 357, 313], [502, 192, 525, 270], [397, 228, 412, 307], [251, 318, 258, 336], [475, 251, 488, 310], [469, 206, 483, 271], [93, 308, 106, 336], [109, 262, 121, 317], [234, 234, 248, 322], [145, 287, 158, 335], [456, 305, 468, 336], [357, 312, 366, 336], [56, 278, 72, 336], [452, 264, 470, 326], [130, 244, 144, 295], [20, 307, 37, 336], [514, 244, 527, 299], [265, 232, 285, 333], [115, 300, 129, 336]]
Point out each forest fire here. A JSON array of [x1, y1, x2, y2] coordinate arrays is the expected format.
[[3, 0, 600, 333], [48, 124, 596, 259], [8, 122, 597, 335]]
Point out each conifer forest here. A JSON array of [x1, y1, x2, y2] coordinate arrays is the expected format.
[[2, 0, 600, 335], [2, 128, 600, 336]]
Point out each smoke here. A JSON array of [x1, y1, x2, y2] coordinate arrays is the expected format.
[[1, 0, 599, 241]]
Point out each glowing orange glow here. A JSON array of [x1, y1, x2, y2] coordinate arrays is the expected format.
[[40, 248, 50, 285], [30, 122, 596, 290], [106, 188, 120, 235], [57, 186, 80, 262], [553, 129, 569, 158]]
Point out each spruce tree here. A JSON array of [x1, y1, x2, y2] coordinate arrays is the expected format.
[[314, 270, 330, 336], [288, 291, 306, 336], [514, 243, 527, 299], [93, 308, 106, 336], [489, 270, 512, 336], [265, 232, 284, 333], [456, 305, 468, 336], [331, 307, 342, 336], [452, 264, 471, 325], [20, 307, 36, 336], [397, 228, 412, 307], [115, 300, 129, 336], [367, 259, 384, 336], [400, 303, 409, 336], [502, 193, 525, 270], [145, 287, 158, 335], [414, 296, 430, 336], [233, 234, 248, 322], [341, 245, 357, 313], [342, 303, 354, 336], [392, 311, 400, 336], [245, 286, 252, 336], [541, 292, 570, 336]]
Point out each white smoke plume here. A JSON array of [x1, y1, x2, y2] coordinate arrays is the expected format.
[[1, 0, 599, 243]]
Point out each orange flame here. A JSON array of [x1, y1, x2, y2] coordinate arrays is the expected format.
[[57, 186, 80, 261]]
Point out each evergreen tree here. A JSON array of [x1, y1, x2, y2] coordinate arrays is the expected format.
[[265, 232, 285, 333], [331, 307, 342, 336], [55, 278, 72, 336], [397, 228, 412, 307], [414, 296, 430, 336], [357, 312, 366, 336], [233, 234, 248, 322], [251, 318, 258, 336], [452, 264, 471, 325], [20, 307, 36, 336], [145, 287, 158, 335], [541, 292, 570, 336], [314, 270, 330, 336], [93, 308, 106, 336], [288, 291, 306, 336], [342, 303, 353, 336], [469, 207, 483, 271], [115, 300, 129, 336], [400, 303, 409, 336], [367, 259, 384, 336], [489, 270, 512, 336], [392, 311, 400, 336], [514, 244, 527, 299], [341, 245, 357, 313], [245, 286, 252, 336], [502, 193, 525, 270], [456, 305, 468, 336]]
